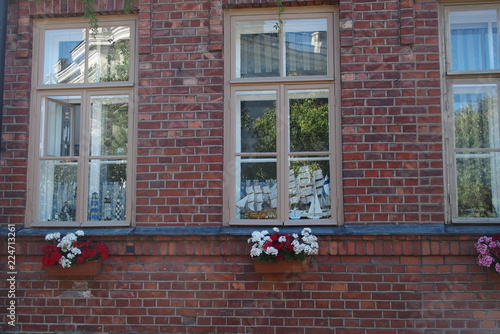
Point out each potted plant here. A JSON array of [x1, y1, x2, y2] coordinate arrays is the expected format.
[[475, 235, 500, 273], [248, 227, 319, 273], [42, 230, 109, 277]]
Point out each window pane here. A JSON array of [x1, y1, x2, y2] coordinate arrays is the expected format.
[[237, 91, 277, 153], [453, 84, 499, 149], [450, 10, 499, 71], [235, 157, 277, 219], [289, 159, 331, 219], [89, 26, 131, 82], [457, 153, 500, 218], [285, 19, 328, 76], [38, 160, 78, 221], [44, 29, 85, 84], [289, 89, 330, 152], [88, 160, 127, 221], [236, 21, 279, 78], [42, 96, 81, 157], [90, 95, 129, 156]]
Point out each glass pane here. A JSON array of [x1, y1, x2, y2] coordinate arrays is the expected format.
[[453, 84, 499, 149], [87, 160, 127, 221], [289, 89, 330, 152], [236, 21, 279, 78], [89, 26, 131, 82], [457, 153, 500, 218], [285, 19, 328, 76], [236, 157, 277, 219], [90, 95, 129, 156], [44, 29, 85, 84], [289, 159, 331, 219], [236, 91, 277, 153], [38, 160, 78, 221], [450, 10, 499, 71], [42, 96, 81, 157]]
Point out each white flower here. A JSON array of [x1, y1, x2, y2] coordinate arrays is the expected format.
[[67, 253, 75, 259], [250, 246, 262, 257], [278, 236, 287, 243], [75, 230, 84, 237], [70, 247, 81, 255], [265, 247, 278, 256], [273, 227, 280, 233], [292, 233, 298, 239], [248, 230, 268, 244], [301, 228, 312, 236], [59, 257, 72, 268], [45, 232, 61, 241]]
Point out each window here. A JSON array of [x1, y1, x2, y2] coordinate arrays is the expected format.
[[442, 4, 500, 222], [27, 17, 136, 227], [223, 7, 341, 225]]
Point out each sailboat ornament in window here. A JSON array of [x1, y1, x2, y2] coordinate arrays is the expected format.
[[236, 165, 331, 220]]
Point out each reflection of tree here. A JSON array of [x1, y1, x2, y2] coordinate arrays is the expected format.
[[101, 102, 128, 156], [455, 96, 497, 217], [241, 97, 329, 180], [104, 39, 130, 82], [289, 98, 329, 151]]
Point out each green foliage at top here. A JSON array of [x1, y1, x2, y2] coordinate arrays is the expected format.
[[455, 95, 498, 217], [33, 0, 136, 33]]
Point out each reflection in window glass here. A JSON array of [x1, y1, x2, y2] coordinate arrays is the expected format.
[[285, 19, 328, 76], [89, 26, 131, 82], [88, 161, 127, 221], [453, 84, 499, 149], [90, 95, 129, 156], [289, 89, 330, 152], [237, 91, 277, 153], [288, 160, 331, 220], [457, 153, 500, 218], [38, 160, 78, 221], [43, 96, 81, 157], [236, 21, 279, 78], [44, 29, 85, 84], [450, 10, 499, 71], [235, 157, 277, 219]]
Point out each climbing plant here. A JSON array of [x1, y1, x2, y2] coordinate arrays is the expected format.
[[32, 0, 136, 33]]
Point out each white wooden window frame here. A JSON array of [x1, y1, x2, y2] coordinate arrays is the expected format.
[[440, 2, 500, 223], [26, 16, 137, 227], [223, 6, 343, 226]]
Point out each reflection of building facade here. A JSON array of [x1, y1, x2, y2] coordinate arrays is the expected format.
[[2, 1, 500, 333]]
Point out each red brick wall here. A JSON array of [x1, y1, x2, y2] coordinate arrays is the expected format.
[[2, 0, 500, 333], [2, 234, 500, 333], [0, 0, 445, 225]]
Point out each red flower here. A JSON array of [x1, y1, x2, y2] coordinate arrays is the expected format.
[[41, 231, 109, 268]]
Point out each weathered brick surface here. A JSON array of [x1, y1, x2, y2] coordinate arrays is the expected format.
[[1, 0, 446, 227], [1, 0, 497, 332], [2, 235, 500, 333]]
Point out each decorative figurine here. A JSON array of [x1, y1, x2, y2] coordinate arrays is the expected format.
[[90, 192, 99, 221], [103, 191, 112, 220]]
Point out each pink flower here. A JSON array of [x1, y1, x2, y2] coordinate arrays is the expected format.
[[478, 255, 494, 267]]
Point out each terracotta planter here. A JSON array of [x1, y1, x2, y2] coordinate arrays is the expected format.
[[253, 259, 309, 274], [45, 260, 101, 277]]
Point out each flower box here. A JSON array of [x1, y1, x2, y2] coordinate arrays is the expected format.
[[253, 259, 310, 274], [45, 259, 101, 277]]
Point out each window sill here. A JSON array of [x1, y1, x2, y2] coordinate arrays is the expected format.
[[4, 223, 500, 237]]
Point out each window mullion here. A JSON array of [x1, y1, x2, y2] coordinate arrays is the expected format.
[[77, 91, 90, 223], [277, 84, 288, 223]]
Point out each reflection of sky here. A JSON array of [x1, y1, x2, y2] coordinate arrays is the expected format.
[[44, 29, 84, 84], [453, 84, 497, 111]]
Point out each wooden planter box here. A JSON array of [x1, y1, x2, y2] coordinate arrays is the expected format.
[[253, 259, 309, 274], [45, 260, 101, 278]]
